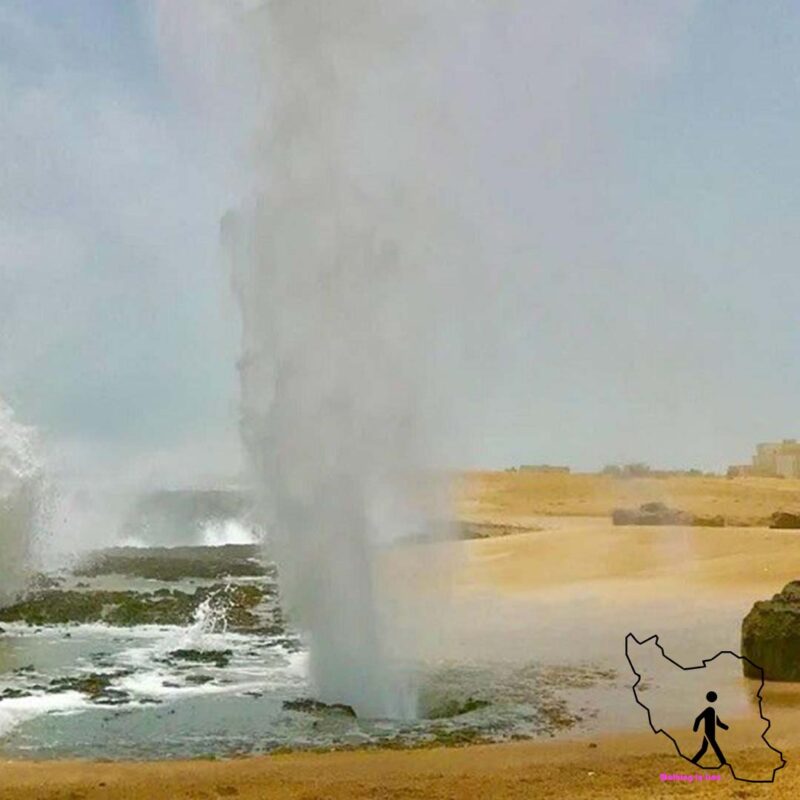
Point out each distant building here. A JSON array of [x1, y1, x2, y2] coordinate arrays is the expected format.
[[751, 439, 800, 478], [518, 465, 571, 474]]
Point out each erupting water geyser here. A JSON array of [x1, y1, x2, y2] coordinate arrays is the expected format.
[[223, 1, 459, 719]]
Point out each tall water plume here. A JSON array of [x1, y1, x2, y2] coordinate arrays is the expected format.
[[0, 396, 43, 602], [220, 1, 465, 718]]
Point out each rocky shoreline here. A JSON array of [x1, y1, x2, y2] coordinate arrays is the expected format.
[[74, 543, 272, 581], [742, 580, 800, 681]]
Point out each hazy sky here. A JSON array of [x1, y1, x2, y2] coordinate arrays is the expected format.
[[2, 1, 799, 477], [0, 1, 241, 483]]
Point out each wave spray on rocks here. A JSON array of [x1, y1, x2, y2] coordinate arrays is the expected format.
[[0, 396, 44, 602]]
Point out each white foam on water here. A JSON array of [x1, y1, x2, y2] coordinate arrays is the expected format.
[[0, 621, 210, 640], [109, 631, 308, 702], [0, 619, 310, 742], [0, 692, 88, 738]]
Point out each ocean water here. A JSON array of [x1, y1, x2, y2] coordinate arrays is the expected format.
[[0, 565, 307, 759], [0, 542, 608, 760]]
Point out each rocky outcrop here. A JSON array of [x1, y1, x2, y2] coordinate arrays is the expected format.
[[741, 581, 800, 681], [459, 522, 539, 539], [612, 503, 726, 527], [769, 512, 800, 529], [75, 544, 273, 581], [283, 698, 357, 717], [0, 583, 275, 632], [612, 502, 694, 526], [165, 649, 233, 668], [692, 514, 726, 527]]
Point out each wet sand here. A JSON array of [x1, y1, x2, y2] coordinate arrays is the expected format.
[[0, 736, 797, 799], [3, 472, 800, 797]]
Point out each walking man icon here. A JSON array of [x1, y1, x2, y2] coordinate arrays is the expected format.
[[691, 691, 728, 767]]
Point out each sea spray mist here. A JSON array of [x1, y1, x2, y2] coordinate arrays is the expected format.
[[221, 1, 464, 718], [0, 396, 44, 602]]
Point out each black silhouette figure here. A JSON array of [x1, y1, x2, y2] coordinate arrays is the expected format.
[[691, 691, 728, 766]]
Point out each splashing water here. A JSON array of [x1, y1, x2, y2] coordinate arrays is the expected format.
[[0, 396, 44, 602], [201, 518, 258, 548], [177, 585, 233, 649], [219, 2, 464, 719]]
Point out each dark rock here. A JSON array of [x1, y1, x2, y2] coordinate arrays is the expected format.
[[427, 726, 485, 746], [742, 580, 800, 680], [167, 649, 233, 668], [186, 675, 215, 686], [0, 583, 272, 632], [265, 635, 302, 653], [74, 544, 272, 581], [769, 512, 800, 529], [45, 673, 130, 705], [1, 688, 32, 699], [92, 689, 131, 706], [47, 673, 113, 698], [693, 515, 726, 527], [283, 698, 357, 717], [612, 503, 694, 526], [424, 696, 490, 719], [28, 573, 65, 591], [459, 522, 536, 540]]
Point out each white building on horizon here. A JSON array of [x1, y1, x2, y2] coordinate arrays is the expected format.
[[753, 439, 800, 478]]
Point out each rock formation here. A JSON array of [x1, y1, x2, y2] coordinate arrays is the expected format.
[[742, 581, 800, 681]]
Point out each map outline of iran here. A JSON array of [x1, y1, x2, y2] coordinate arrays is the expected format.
[[625, 632, 786, 783]]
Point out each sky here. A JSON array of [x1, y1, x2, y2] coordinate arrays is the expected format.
[[1, 0, 799, 478], [0, 0, 241, 484]]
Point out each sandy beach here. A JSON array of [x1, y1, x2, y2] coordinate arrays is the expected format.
[[457, 471, 800, 526], [3, 471, 800, 798], [0, 735, 797, 799]]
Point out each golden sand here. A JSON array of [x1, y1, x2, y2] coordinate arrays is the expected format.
[[0, 737, 796, 799], [457, 470, 800, 526]]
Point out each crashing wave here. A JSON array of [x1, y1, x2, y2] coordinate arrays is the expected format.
[[0, 396, 44, 602]]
